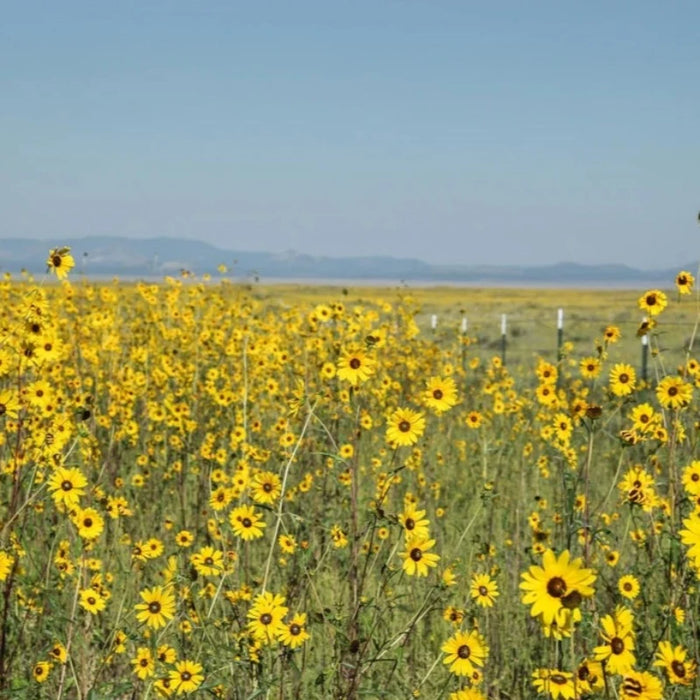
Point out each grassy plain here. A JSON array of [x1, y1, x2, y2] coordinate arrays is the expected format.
[[1, 273, 699, 699]]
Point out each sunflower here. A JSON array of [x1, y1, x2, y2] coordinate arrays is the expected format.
[[398, 504, 430, 540], [175, 530, 194, 548], [229, 504, 266, 541], [135, 585, 176, 629], [336, 346, 376, 386], [576, 658, 604, 693], [618, 575, 640, 600], [46, 247, 75, 280], [579, 356, 602, 379], [423, 376, 459, 413], [449, 690, 486, 700], [443, 606, 465, 625], [441, 629, 488, 677], [653, 640, 696, 685], [536, 360, 558, 385], [385, 407, 425, 446], [277, 612, 310, 649], [532, 668, 576, 699], [679, 512, 700, 563], [79, 588, 107, 615], [593, 605, 636, 674], [400, 535, 440, 577], [250, 470, 281, 505], [520, 549, 596, 626], [0, 389, 20, 420], [656, 375, 693, 410], [601, 325, 620, 343], [619, 670, 663, 700], [609, 363, 637, 397], [169, 659, 204, 695], [48, 641, 67, 664], [278, 534, 297, 554], [33, 661, 52, 683], [638, 289, 668, 316], [682, 461, 700, 495], [190, 546, 224, 577], [675, 270, 694, 295], [470, 573, 499, 608], [157, 645, 177, 664], [0, 551, 15, 582], [618, 465, 657, 510], [629, 403, 657, 433], [465, 410, 483, 429], [247, 591, 288, 643], [47, 467, 88, 509], [72, 507, 104, 540]]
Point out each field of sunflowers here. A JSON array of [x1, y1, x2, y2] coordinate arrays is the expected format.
[[1, 248, 700, 699]]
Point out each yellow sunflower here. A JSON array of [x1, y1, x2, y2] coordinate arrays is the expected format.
[[519, 548, 596, 625], [441, 629, 488, 677], [638, 289, 668, 316], [385, 407, 425, 446]]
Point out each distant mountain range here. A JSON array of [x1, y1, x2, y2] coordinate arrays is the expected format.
[[0, 236, 692, 286]]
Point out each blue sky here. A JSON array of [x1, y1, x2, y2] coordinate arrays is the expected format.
[[2, 1, 699, 267]]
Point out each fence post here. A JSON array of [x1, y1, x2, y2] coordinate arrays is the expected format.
[[501, 314, 507, 366], [431, 314, 437, 333], [641, 317, 649, 383], [556, 308, 564, 388]]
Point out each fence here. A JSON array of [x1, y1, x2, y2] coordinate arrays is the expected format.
[[424, 308, 696, 381]]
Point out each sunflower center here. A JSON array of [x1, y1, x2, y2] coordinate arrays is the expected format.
[[349, 358, 361, 369], [242, 517, 252, 528], [433, 389, 443, 400], [263, 483, 272, 492], [672, 660, 686, 678], [260, 613, 273, 625], [646, 294, 656, 305], [398, 420, 411, 432], [410, 547, 423, 561], [478, 586, 488, 596], [61, 480, 73, 491], [52, 255, 63, 267], [290, 623, 301, 636], [457, 644, 471, 659], [546, 576, 567, 598], [668, 386, 678, 396], [405, 518, 415, 530], [619, 373, 629, 383], [83, 518, 93, 528], [148, 601, 161, 613], [181, 671, 192, 681], [0, 404, 6, 416], [204, 557, 214, 565], [577, 665, 589, 681], [611, 637, 625, 654], [550, 674, 567, 685]]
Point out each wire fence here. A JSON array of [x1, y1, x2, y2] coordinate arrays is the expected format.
[[421, 308, 697, 380]]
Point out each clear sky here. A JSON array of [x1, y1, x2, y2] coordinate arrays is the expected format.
[[2, 1, 699, 268]]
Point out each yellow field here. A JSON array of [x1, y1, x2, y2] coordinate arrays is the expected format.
[[1, 262, 699, 698]]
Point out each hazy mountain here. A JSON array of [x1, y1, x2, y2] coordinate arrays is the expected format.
[[0, 236, 690, 286]]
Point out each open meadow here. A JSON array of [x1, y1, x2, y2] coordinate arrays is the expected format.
[[2, 253, 700, 699]]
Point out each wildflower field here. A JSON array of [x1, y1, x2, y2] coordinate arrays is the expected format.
[[2, 250, 700, 699]]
